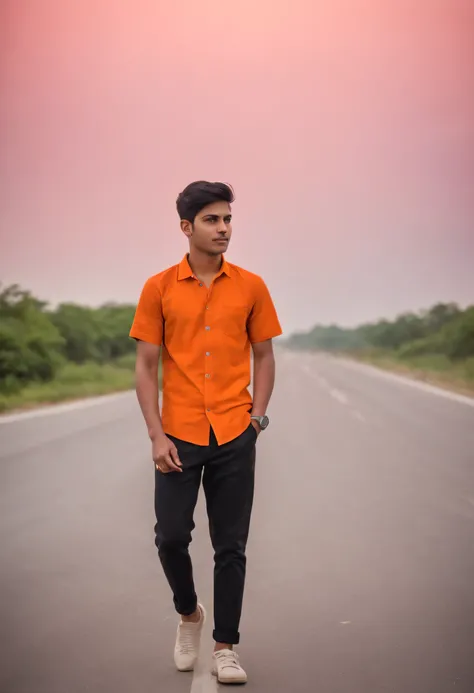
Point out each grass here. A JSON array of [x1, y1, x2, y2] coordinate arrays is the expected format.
[[346, 350, 474, 396], [0, 359, 138, 413]]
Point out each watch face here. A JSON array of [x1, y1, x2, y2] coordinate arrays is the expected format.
[[260, 415, 269, 430]]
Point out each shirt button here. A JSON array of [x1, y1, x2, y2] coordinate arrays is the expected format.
[[205, 373, 211, 378], [205, 326, 210, 331], [206, 352, 211, 356], [199, 283, 203, 287], [207, 408, 211, 412]]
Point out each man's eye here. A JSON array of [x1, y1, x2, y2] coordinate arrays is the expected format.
[[224, 217, 232, 223]]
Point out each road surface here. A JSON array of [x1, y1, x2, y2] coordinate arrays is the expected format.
[[1, 350, 474, 693]]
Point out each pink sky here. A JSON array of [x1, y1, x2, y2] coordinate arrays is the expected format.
[[1, 0, 473, 333]]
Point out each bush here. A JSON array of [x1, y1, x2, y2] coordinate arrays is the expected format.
[[285, 302, 474, 360], [0, 362, 136, 413], [284, 300, 474, 394], [0, 282, 141, 410], [0, 286, 65, 388], [115, 353, 136, 370], [401, 354, 452, 372]]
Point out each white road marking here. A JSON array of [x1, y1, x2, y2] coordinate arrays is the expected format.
[[329, 388, 348, 405], [292, 348, 474, 409], [351, 410, 366, 423], [330, 357, 474, 408], [0, 390, 134, 425], [295, 355, 368, 424], [302, 361, 354, 409], [302, 363, 332, 390], [190, 619, 218, 693], [317, 374, 329, 388], [298, 350, 474, 413], [190, 664, 217, 693]]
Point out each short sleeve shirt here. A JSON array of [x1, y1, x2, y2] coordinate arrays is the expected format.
[[130, 255, 282, 445]]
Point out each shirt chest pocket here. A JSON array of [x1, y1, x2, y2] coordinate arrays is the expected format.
[[219, 302, 251, 339]]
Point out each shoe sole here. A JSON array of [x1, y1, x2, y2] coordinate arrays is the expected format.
[[211, 669, 248, 685]]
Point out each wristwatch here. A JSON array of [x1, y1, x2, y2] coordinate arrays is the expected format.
[[250, 415, 269, 430]]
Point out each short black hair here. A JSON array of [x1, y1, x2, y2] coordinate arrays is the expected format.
[[176, 181, 235, 222]]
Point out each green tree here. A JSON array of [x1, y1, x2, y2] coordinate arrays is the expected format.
[[284, 301, 474, 362], [94, 304, 137, 361], [441, 307, 474, 359], [50, 304, 102, 363], [421, 302, 461, 334], [0, 284, 64, 390]]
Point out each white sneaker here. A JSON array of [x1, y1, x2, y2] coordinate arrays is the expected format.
[[212, 649, 248, 684], [174, 603, 206, 672]]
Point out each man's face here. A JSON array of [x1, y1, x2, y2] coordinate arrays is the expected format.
[[182, 201, 232, 256]]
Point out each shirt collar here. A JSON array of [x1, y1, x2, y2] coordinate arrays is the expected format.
[[178, 254, 231, 281]]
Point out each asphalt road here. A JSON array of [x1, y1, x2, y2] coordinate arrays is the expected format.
[[1, 350, 474, 693]]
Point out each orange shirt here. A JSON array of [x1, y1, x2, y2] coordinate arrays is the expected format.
[[130, 255, 282, 445]]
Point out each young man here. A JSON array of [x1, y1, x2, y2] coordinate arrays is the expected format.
[[129, 181, 282, 684]]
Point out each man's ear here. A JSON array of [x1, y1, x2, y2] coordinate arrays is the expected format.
[[180, 219, 193, 239]]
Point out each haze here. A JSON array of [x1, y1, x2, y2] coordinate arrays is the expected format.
[[1, 0, 473, 334]]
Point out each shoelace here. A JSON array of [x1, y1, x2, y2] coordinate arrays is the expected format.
[[177, 624, 197, 655], [215, 650, 241, 670]]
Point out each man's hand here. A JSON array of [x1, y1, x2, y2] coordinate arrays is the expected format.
[[250, 419, 261, 437], [152, 435, 182, 473]]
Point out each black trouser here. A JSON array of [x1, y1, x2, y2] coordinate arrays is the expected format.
[[154, 424, 257, 645]]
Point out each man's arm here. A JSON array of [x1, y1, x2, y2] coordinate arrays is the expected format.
[[247, 275, 282, 429], [251, 339, 276, 421], [135, 340, 181, 473], [135, 340, 164, 441], [129, 277, 180, 472]]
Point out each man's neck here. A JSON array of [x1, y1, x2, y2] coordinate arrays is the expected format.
[[187, 250, 223, 278]]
